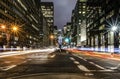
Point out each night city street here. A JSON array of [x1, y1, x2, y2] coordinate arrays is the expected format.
[[1, 0, 120, 79]]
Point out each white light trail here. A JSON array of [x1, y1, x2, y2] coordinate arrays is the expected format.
[[0, 48, 56, 58]]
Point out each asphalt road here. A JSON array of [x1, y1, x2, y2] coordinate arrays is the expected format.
[[0, 50, 120, 79]]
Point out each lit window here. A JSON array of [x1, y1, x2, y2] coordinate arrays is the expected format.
[[80, 0, 87, 2], [83, 11, 85, 14], [79, 11, 81, 14], [51, 6, 53, 9], [83, 6, 86, 8], [41, 6, 45, 8]]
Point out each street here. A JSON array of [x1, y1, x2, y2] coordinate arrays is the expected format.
[[1, 0, 120, 79], [0, 50, 120, 79]]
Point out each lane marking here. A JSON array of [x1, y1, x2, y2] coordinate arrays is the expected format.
[[0, 65, 16, 71], [77, 65, 90, 72], [69, 57, 75, 61], [69, 57, 91, 73], [83, 59, 87, 61], [107, 64, 120, 70], [77, 56, 83, 59], [80, 57, 87, 61], [69, 57, 113, 73], [73, 54, 87, 61], [89, 62, 105, 70], [85, 73, 94, 76], [0, 60, 27, 71], [90, 69, 113, 72], [73, 61, 80, 65], [49, 54, 56, 58], [74, 54, 106, 70]]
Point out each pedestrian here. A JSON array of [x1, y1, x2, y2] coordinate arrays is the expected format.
[[58, 35, 63, 52]]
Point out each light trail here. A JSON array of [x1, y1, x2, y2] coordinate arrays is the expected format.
[[0, 48, 57, 58]]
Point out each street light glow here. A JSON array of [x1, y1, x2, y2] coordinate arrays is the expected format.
[[12, 26, 18, 31], [111, 26, 117, 31], [50, 35, 54, 39], [1, 25, 6, 29], [65, 38, 70, 43]]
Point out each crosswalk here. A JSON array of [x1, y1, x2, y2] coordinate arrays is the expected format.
[[69, 56, 114, 73]]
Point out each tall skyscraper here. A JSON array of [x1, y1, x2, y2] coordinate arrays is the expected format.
[[71, 0, 87, 46], [0, 0, 50, 48], [41, 2, 54, 34]]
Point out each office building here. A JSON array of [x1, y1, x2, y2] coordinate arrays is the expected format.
[[86, 0, 120, 52], [41, 2, 54, 34], [0, 0, 49, 48], [71, 0, 87, 47]]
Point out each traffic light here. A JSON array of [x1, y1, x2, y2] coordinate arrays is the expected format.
[[65, 37, 70, 43]]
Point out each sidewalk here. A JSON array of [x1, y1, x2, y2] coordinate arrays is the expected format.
[[67, 48, 120, 61]]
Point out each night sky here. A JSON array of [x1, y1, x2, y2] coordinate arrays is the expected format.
[[41, 0, 77, 29]]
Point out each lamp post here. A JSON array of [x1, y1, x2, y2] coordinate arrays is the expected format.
[[0, 24, 19, 49], [0, 24, 5, 29], [110, 26, 117, 53], [50, 34, 54, 46], [111, 26, 117, 32]]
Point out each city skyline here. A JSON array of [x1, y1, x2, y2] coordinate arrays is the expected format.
[[41, 0, 77, 29], [1, 1, 120, 79]]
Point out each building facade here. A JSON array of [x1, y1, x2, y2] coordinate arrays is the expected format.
[[0, 0, 50, 48], [71, 0, 87, 47], [41, 2, 54, 34], [86, 0, 120, 53], [63, 22, 72, 47], [72, 0, 120, 52]]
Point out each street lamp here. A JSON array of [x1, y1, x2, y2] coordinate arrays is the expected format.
[[110, 26, 117, 53], [50, 35, 54, 39], [50, 35, 54, 46], [12, 26, 18, 32], [2, 24, 19, 48], [1, 25, 6, 29], [11, 25, 19, 32], [111, 26, 117, 31], [1, 24, 19, 32]]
